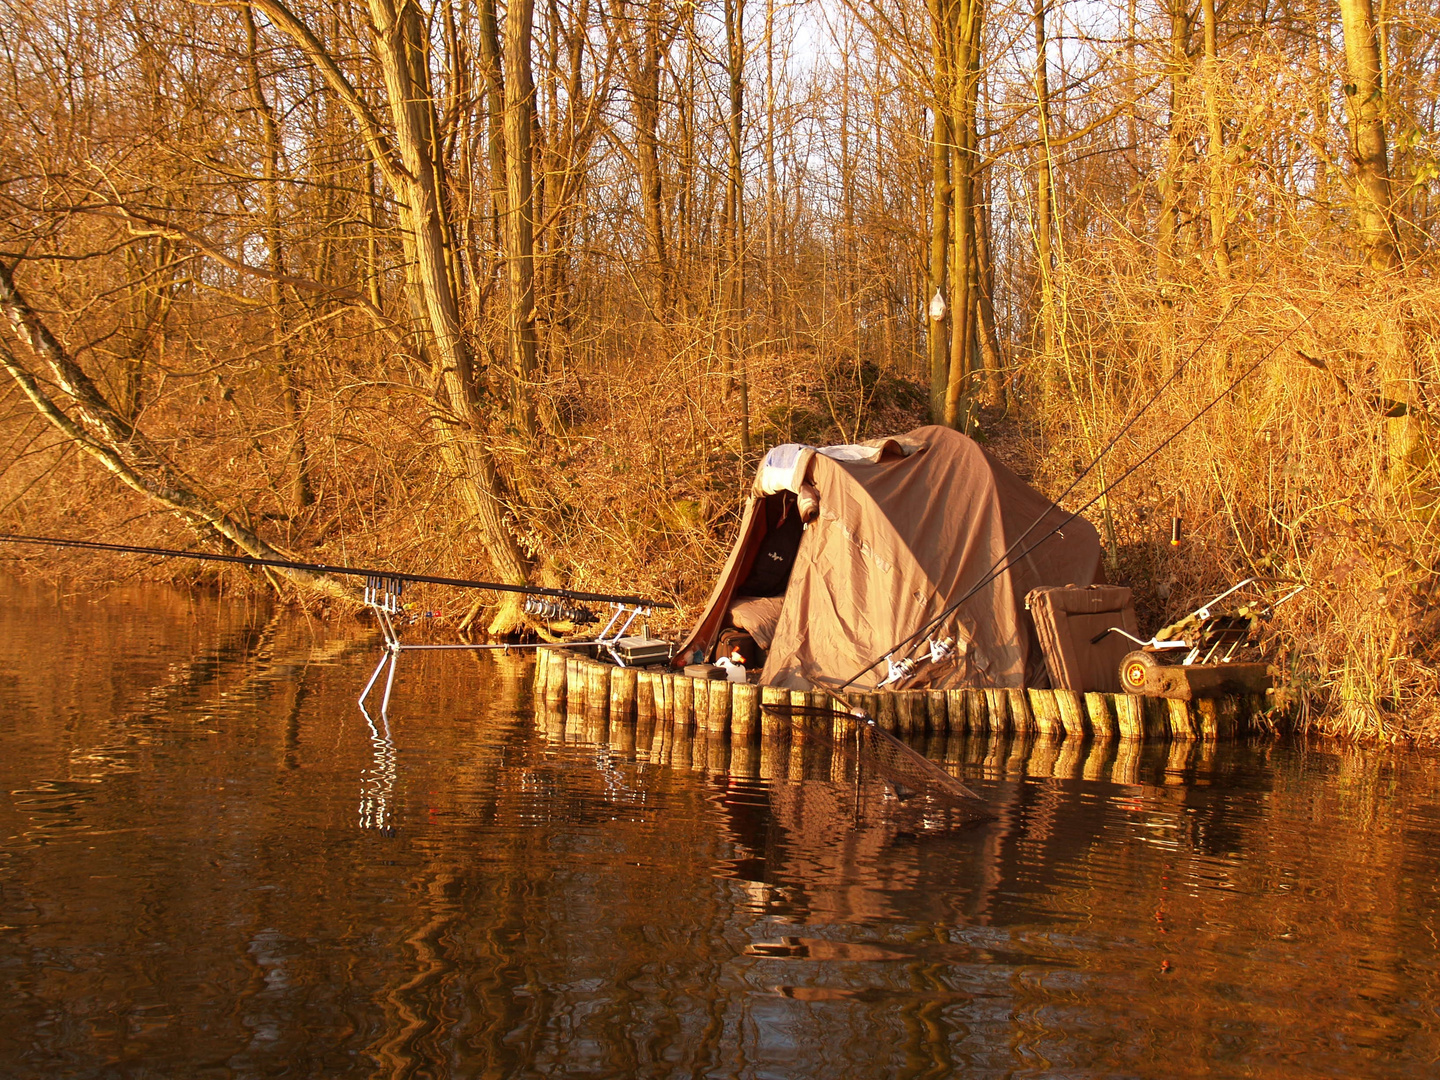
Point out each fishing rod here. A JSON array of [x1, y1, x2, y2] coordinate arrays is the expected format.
[[0, 531, 674, 718], [993, 280, 1262, 568], [840, 285, 1259, 694], [0, 532, 672, 609], [837, 300, 1321, 693], [755, 296, 1265, 815]]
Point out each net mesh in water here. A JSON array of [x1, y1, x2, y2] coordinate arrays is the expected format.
[[759, 702, 993, 822]]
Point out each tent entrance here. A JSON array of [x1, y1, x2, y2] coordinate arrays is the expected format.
[[674, 491, 805, 666], [721, 493, 805, 660]]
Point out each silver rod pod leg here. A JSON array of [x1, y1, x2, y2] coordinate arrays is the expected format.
[[359, 575, 406, 714]]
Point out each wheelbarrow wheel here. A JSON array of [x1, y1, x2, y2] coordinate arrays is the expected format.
[[1120, 650, 1161, 694]]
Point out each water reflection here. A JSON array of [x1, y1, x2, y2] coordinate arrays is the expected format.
[[358, 703, 397, 831], [0, 583, 1437, 1078]]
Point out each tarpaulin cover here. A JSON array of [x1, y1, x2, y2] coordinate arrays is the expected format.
[[673, 426, 1103, 691]]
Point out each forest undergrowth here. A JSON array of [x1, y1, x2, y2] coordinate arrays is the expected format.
[[4, 270, 1436, 743]]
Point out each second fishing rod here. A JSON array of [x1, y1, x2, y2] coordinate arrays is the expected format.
[[835, 296, 1320, 694]]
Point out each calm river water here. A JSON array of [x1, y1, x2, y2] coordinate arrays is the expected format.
[[1, 582, 1437, 1078]]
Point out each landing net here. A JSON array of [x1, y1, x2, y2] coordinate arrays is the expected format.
[[759, 702, 993, 822]]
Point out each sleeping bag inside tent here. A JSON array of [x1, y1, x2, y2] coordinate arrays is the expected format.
[[673, 426, 1104, 691]]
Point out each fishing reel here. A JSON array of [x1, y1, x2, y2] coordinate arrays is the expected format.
[[877, 636, 956, 688], [523, 596, 597, 625]]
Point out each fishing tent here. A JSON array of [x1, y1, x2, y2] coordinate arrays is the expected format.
[[674, 426, 1103, 691]]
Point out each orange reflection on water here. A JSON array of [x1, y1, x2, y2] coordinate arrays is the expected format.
[[0, 582, 1437, 1078]]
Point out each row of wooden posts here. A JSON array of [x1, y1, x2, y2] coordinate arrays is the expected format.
[[534, 696, 1248, 789], [532, 649, 1263, 743]]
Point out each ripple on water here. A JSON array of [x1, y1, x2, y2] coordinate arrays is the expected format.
[[0, 583, 1438, 1078]]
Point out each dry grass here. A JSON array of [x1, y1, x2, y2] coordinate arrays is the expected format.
[[2, 268, 1435, 744], [1020, 267, 1440, 743]]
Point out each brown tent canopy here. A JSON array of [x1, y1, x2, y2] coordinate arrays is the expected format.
[[674, 426, 1102, 691]]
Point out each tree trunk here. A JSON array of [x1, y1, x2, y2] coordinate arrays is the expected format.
[[0, 261, 349, 601], [477, 0, 509, 260], [974, 167, 1004, 406], [1200, 0, 1231, 277], [764, 0, 779, 340], [723, 0, 750, 456], [1033, 0, 1057, 366], [943, 0, 981, 432], [244, 6, 313, 513], [926, 0, 952, 424], [1156, 0, 1191, 287], [617, 0, 672, 318], [361, 0, 533, 627], [1337, 0, 1400, 269], [503, 0, 539, 435]]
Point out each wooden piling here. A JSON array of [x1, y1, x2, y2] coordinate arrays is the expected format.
[[760, 685, 789, 739], [789, 690, 812, 739], [543, 652, 1258, 751], [1114, 693, 1146, 740], [1166, 698, 1197, 741], [673, 675, 694, 731], [731, 682, 760, 742], [1194, 696, 1238, 740], [946, 689, 968, 735], [927, 690, 950, 735], [566, 657, 586, 710], [610, 665, 638, 721], [875, 692, 898, 733], [984, 688, 1009, 733], [692, 677, 710, 733], [895, 691, 925, 736], [635, 671, 655, 721], [586, 660, 611, 717], [1008, 688, 1035, 733], [964, 689, 987, 733], [1028, 689, 1063, 738], [1143, 695, 1170, 739], [706, 678, 731, 736], [1084, 692, 1115, 739], [545, 651, 567, 706], [1054, 690, 1088, 740]]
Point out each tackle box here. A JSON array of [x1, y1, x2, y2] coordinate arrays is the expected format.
[[611, 636, 674, 665]]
